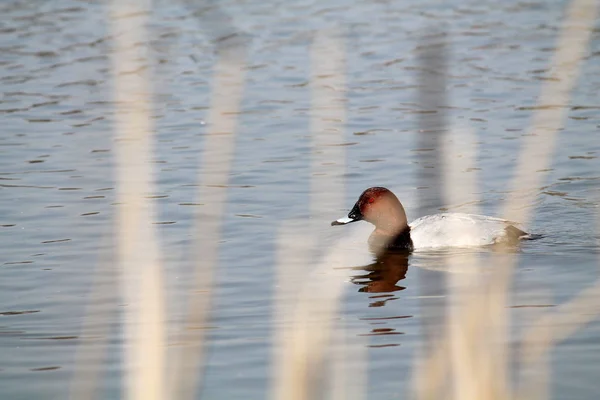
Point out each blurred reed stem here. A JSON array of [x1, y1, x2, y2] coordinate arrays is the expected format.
[[272, 28, 366, 400], [167, 41, 248, 400], [110, 1, 166, 400]]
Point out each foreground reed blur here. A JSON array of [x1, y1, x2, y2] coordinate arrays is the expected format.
[[69, 0, 600, 399]]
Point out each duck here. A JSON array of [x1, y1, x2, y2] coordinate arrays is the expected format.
[[331, 187, 533, 252]]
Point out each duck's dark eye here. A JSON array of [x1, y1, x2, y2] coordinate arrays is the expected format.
[[368, 197, 375, 204]]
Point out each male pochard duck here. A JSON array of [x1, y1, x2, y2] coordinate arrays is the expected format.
[[332, 187, 531, 252]]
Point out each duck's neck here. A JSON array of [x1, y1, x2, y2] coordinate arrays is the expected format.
[[369, 226, 413, 252], [373, 203, 409, 237], [365, 192, 412, 251]]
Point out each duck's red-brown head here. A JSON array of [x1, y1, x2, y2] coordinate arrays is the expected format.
[[332, 187, 408, 232]]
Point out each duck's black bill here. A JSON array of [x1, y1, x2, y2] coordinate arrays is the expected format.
[[331, 202, 363, 226]]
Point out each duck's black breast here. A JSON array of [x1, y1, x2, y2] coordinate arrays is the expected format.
[[368, 227, 414, 253], [389, 227, 414, 251]]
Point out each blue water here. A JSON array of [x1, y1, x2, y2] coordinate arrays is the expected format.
[[1, 0, 600, 399]]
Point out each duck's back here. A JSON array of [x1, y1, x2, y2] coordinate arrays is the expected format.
[[409, 213, 526, 250]]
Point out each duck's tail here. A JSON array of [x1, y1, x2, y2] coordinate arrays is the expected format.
[[520, 233, 544, 241], [505, 225, 544, 241]]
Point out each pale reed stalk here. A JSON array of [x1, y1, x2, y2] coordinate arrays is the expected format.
[[167, 42, 247, 400], [412, 34, 451, 400], [490, 0, 599, 397], [271, 29, 365, 400], [413, 127, 493, 400], [503, 0, 599, 225], [272, 222, 316, 400], [443, 128, 487, 400], [310, 29, 346, 222], [110, 1, 166, 400], [273, 240, 361, 400]]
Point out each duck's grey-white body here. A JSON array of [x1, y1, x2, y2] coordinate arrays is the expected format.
[[409, 213, 523, 249]]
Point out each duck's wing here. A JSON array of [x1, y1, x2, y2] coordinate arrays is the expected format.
[[409, 213, 526, 249]]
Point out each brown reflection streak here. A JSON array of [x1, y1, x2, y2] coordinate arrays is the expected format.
[[358, 328, 404, 337], [360, 315, 413, 321], [350, 251, 409, 295], [0, 310, 40, 316]]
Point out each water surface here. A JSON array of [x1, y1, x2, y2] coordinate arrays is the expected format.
[[1, 0, 600, 399]]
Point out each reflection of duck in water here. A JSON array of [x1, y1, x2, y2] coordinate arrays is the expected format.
[[351, 250, 409, 298]]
